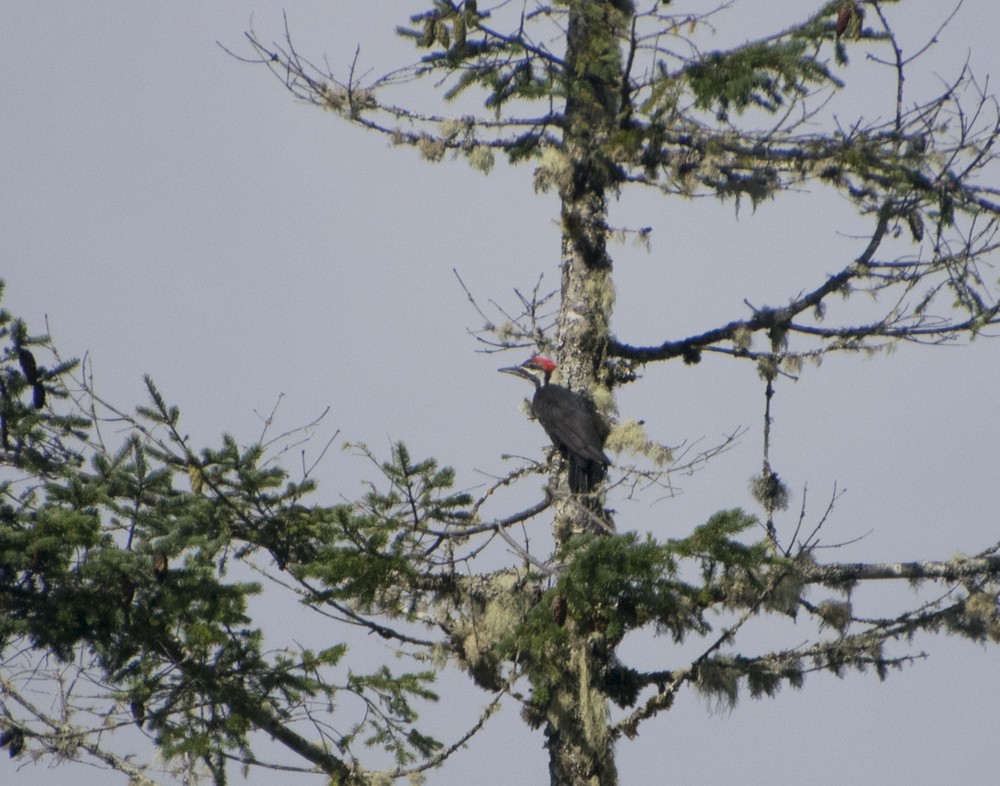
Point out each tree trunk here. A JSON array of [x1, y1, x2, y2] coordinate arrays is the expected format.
[[552, 0, 625, 543], [544, 3, 633, 785]]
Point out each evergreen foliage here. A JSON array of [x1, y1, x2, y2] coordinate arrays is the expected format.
[[5, 2, 1000, 784], [0, 322, 457, 781], [684, 41, 842, 120]]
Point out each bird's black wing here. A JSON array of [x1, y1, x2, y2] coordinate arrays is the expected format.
[[531, 384, 610, 465]]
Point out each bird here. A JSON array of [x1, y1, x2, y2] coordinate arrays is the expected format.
[[499, 355, 610, 493], [17, 349, 38, 384], [17, 348, 45, 409]]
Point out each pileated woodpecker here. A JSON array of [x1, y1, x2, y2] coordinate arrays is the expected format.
[[499, 356, 610, 493]]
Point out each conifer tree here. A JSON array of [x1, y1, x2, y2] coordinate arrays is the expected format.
[[3, 3, 1000, 785]]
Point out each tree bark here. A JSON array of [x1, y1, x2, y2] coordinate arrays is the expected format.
[[544, 3, 633, 784], [552, 0, 625, 543]]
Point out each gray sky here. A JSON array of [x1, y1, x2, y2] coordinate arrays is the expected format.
[[3, 2, 1000, 784]]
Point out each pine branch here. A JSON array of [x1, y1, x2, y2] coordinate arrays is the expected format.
[[803, 554, 1000, 587]]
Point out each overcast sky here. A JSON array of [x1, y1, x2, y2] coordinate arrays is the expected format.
[[3, 2, 1000, 784]]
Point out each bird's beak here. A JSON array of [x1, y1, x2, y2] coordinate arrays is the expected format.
[[498, 365, 532, 382]]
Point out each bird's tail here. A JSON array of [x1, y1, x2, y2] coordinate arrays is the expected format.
[[568, 456, 606, 495]]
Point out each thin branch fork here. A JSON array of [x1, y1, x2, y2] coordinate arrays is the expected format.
[[0, 673, 162, 786]]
